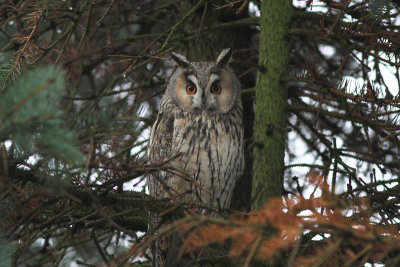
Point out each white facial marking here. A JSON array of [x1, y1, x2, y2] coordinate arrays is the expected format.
[[187, 74, 200, 90], [207, 73, 220, 88], [186, 74, 203, 109]]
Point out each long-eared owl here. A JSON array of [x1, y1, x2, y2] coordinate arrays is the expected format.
[[147, 48, 244, 266]]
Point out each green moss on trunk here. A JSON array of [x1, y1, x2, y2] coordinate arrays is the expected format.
[[251, 0, 292, 210]]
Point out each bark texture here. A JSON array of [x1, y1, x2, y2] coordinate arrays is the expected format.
[[251, 0, 292, 210]]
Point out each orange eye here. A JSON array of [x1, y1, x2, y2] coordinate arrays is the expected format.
[[210, 83, 222, 94], [186, 84, 197, 94]]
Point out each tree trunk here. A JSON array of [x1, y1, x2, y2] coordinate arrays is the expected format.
[[251, 0, 292, 210]]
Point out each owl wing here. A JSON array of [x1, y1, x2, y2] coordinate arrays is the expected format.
[[148, 110, 186, 267], [147, 110, 174, 199]]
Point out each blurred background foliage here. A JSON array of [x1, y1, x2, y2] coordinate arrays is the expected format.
[[0, 0, 400, 266]]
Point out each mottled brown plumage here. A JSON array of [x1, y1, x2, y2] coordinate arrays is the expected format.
[[147, 49, 244, 266]]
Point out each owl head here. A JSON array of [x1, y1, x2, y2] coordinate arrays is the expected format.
[[165, 48, 241, 114]]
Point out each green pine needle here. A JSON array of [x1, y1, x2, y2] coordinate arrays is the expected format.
[[0, 235, 16, 266], [0, 66, 84, 165], [0, 55, 19, 90]]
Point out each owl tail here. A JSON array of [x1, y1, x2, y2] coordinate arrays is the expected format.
[[151, 231, 193, 267]]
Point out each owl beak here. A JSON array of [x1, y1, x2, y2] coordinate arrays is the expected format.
[[201, 95, 207, 109]]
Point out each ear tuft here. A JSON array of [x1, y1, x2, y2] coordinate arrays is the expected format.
[[170, 52, 190, 68], [215, 48, 233, 68]]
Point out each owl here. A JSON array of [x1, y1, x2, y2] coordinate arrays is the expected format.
[[147, 48, 244, 266]]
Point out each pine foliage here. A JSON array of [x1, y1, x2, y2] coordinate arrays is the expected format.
[[0, 55, 19, 90], [370, 0, 392, 19], [0, 66, 83, 164], [0, 235, 15, 266], [181, 173, 400, 266]]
